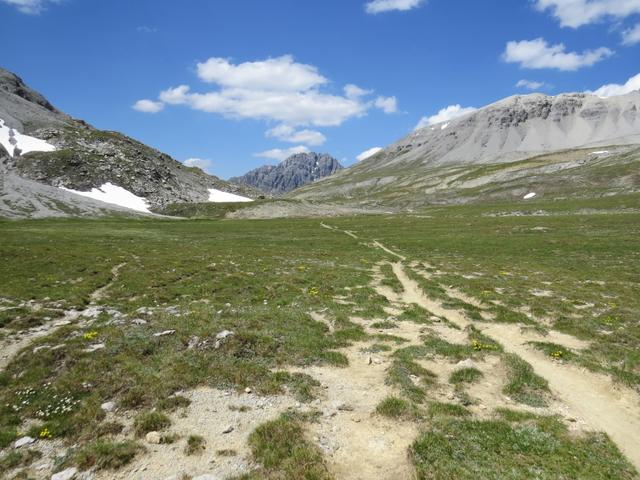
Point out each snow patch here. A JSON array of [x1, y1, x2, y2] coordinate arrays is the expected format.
[[60, 183, 151, 213], [0, 118, 56, 157], [208, 189, 253, 203], [441, 122, 450, 130], [589, 150, 609, 155], [523, 192, 537, 200]]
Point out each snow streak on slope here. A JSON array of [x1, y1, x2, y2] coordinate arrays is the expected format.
[[0, 118, 56, 157], [60, 183, 151, 213], [208, 188, 253, 203]]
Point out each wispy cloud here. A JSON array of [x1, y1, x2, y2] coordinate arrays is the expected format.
[[254, 145, 310, 162], [266, 125, 326, 146], [357, 147, 383, 161], [183, 158, 213, 172], [503, 38, 613, 71], [365, 0, 425, 14], [132, 99, 164, 113], [622, 22, 640, 45], [1, 0, 62, 14], [534, 0, 640, 28], [415, 104, 477, 130], [516, 79, 551, 90], [589, 72, 640, 97]]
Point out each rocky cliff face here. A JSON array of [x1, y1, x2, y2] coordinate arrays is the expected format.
[[0, 67, 258, 217], [375, 91, 640, 170], [231, 153, 343, 194]]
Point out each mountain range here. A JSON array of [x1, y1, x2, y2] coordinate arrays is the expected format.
[[1, 65, 639, 218], [290, 91, 640, 207], [230, 153, 343, 195], [0, 67, 258, 218]]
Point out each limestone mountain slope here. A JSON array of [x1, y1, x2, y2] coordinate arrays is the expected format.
[[0, 67, 259, 218], [291, 91, 640, 206], [230, 152, 343, 195]]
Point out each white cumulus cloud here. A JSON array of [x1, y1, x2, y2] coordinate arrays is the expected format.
[[374, 96, 398, 113], [1, 0, 60, 14], [132, 99, 165, 114], [357, 147, 383, 161], [589, 72, 640, 97], [365, 0, 425, 14], [534, 0, 640, 28], [503, 38, 613, 71], [266, 124, 327, 146], [414, 104, 477, 130], [196, 55, 327, 92], [622, 22, 640, 45], [183, 158, 214, 172], [254, 146, 310, 162]]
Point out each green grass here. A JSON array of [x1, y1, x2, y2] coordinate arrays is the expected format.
[[427, 402, 470, 418], [72, 440, 141, 471], [1, 194, 639, 477], [410, 416, 636, 479], [245, 414, 333, 480], [184, 434, 206, 455], [376, 396, 418, 419], [502, 353, 550, 407], [133, 411, 171, 437], [449, 367, 483, 385]]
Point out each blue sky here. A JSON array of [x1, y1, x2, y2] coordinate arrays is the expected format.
[[2, 0, 640, 179]]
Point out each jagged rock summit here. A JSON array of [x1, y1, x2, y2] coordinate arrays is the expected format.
[[0, 67, 258, 218], [230, 152, 343, 195]]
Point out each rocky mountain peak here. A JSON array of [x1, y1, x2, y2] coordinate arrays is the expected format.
[[230, 152, 343, 195]]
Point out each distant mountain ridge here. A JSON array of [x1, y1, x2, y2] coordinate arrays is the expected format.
[[0, 67, 259, 218], [231, 152, 343, 194], [290, 90, 640, 206]]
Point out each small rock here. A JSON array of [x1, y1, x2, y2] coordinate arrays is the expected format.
[[244, 387, 252, 394], [82, 343, 105, 353], [216, 330, 235, 340], [367, 356, 373, 365], [193, 475, 218, 480], [131, 319, 147, 325], [14, 436, 36, 448], [153, 330, 176, 337], [455, 358, 476, 370], [51, 467, 78, 480], [187, 336, 200, 349], [146, 431, 162, 444], [222, 426, 234, 434], [101, 401, 116, 413]]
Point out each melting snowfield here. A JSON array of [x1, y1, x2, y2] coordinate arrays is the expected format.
[[208, 188, 253, 203], [60, 183, 151, 213], [0, 118, 56, 157]]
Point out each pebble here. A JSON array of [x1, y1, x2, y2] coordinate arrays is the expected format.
[[222, 426, 234, 434], [82, 343, 105, 353], [51, 467, 78, 480], [14, 436, 36, 448], [455, 358, 476, 370], [244, 387, 252, 394], [146, 431, 162, 444], [101, 401, 116, 412], [153, 330, 176, 337]]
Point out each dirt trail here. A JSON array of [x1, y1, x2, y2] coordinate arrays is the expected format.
[[288, 340, 418, 480], [481, 322, 640, 470], [371, 241, 406, 261], [320, 222, 359, 239], [0, 262, 127, 372], [90, 262, 127, 303], [387, 261, 640, 472]]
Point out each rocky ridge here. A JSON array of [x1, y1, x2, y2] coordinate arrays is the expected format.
[[230, 152, 343, 195], [0, 67, 259, 217]]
